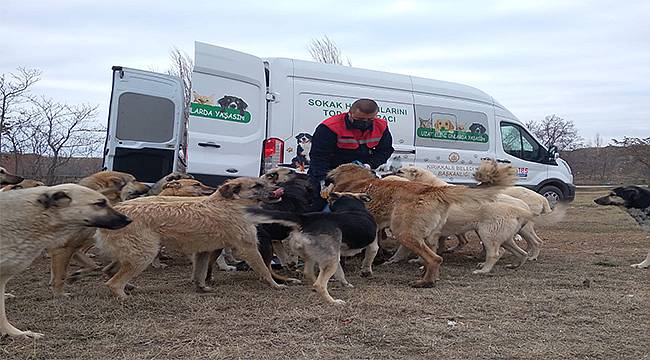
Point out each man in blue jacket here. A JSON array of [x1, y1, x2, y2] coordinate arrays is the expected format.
[[307, 98, 394, 211]]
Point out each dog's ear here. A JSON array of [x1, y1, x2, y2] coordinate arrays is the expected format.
[[38, 191, 72, 209], [218, 182, 242, 199], [358, 193, 372, 203]]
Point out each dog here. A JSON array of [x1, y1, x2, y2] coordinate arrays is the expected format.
[[192, 91, 215, 105], [147, 172, 195, 196], [0, 184, 131, 339], [434, 119, 455, 132], [0, 166, 23, 187], [158, 179, 216, 197], [325, 160, 515, 287], [48, 171, 146, 296], [96, 177, 287, 298], [594, 186, 650, 269], [246, 192, 376, 305], [394, 165, 562, 259], [469, 123, 487, 134], [217, 95, 248, 115], [0, 179, 45, 191], [291, 133, 312, 168]]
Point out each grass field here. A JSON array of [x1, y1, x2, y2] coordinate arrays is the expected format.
[[2, 188, 648, 359]]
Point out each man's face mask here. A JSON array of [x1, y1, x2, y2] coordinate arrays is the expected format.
[[349, 112, 375, 131]]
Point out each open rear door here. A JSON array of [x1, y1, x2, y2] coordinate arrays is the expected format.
[[103, 67, 184, 183], [187, 42, 267, 184]]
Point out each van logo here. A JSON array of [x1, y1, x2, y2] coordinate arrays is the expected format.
[[448, 152, 460, 163], [190, 93, 251, 123]]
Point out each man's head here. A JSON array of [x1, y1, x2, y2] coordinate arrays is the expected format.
[[348, 99, 379, 131]]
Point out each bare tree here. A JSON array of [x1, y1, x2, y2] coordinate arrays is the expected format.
[[526, 115, 583, 151], [167, 47, 193, 170], [611, 136, 650, 172], [0, 67, 41, 150], [309, 36, 352, 66]]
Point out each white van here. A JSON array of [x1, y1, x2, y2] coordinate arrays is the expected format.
[[103, 41, 575, 202]]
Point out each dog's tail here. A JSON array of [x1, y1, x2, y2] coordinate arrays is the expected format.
[[533, 202, 568, 226], [473, 159, 517, 187], [245, 207, 303, 229]]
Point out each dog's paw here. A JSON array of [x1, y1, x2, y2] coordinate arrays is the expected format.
[[472, 269, 490, 275], [220, 265, 237, 272], [272, 283, 288, 290], [411, 280, 435, 288], [331, 299, 346, 306], [359, 270, 373, 278], [196, 286, 214, 293], [4, 293, 16, 299], [124, 283, 136, 292], [631, 262, 649, 269], [285, 277, 301, 284], [16, 330, 44, 339]]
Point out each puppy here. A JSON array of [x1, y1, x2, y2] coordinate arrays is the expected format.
[[0, 184, 131, 339], [96, 177, 287, 298], [247, 192, 376, 305], [594, 186, 650, 269]]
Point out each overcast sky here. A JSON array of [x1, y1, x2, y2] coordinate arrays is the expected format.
[[2, 0, 648, 144]]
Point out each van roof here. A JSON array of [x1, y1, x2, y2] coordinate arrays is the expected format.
[[266, 57, 496, 105]]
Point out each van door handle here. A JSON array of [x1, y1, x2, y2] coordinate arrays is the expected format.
[[198, 142, 221, 148], [496, 159, 511, 164]]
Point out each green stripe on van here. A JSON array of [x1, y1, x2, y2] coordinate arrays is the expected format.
[[416, 127, 489, 143], [190, 102, 251, 123]]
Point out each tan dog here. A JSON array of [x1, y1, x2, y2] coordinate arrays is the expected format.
[[158, 179, 216, 197], [0, 166, 23, 187], [326, 161, 515, 287], [48, 171, 146, 296], [434, 119, 455, 132], [97, 177, 287, 298], [0, 184, 131, 339], [147, 172, 195, 195], [0, 179, 45, 191]]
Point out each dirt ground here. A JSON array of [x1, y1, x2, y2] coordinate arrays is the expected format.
[[2, 188, 648, 359]]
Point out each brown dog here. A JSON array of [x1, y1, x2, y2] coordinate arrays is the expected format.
[[0, 179, 45, 191], [97, 177, 287, 298], [326, 162, 514, 287], [158, 179, 216, 197], [0, 167, 23, 187], [147, 172, 195, 195]]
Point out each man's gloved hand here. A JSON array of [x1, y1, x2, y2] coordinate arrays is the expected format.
[[351, 160, 371, 170]]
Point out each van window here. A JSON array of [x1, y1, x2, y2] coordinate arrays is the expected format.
[[500, 122, 545, 162], [116, 92, 175, 142], [414, 105, 489, 151]]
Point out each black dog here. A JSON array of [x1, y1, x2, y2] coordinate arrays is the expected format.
[[594, 185, 650, 269], [469, 123, 487, 134], [217, 95, 248, 115], [246, 192, 377, 304]]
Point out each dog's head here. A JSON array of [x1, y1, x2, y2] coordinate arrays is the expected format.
[[159, 179, 216, 197], [36, 184, 132, 230], [326, 163, 377, 187], [120, 181, 151, 201], [214, 177, 284, 204], [0, 166, 24, 186], [434, 119, 455, 132], [79, 171, 136, 191], [0, 179, 45, 192], [295, 133, 313, 144], [164, 172, 194, 183], [218, 95, 248, 111], [328, 191, 372, 211], [594, 186, 650, 209], [261, 167, 297, 185], [193, 91, 215, 105]]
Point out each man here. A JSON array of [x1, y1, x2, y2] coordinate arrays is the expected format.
[[308, 98, 394, 210]]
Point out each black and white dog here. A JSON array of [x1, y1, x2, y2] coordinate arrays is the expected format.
[[594, 186, 650, 269], [217, 95, 248, 115], [291, 133, 312, 168], [246, 192, 377, 305]]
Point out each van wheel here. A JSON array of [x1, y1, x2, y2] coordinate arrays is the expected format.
[[539, 185, 563, 208]]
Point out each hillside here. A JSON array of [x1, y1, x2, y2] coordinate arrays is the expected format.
[[562, 145, 649, 185]]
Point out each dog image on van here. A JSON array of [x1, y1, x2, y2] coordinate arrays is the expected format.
[[594, 186, 650, 269], [192, 91, 215, 105], [291, 132, 312, 169], [0, 184, 131, 339], [434, 119, 455, 132], [217, 95, 248, 115]]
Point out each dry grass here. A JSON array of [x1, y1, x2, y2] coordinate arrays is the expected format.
[[2, 188, 649, 359]]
